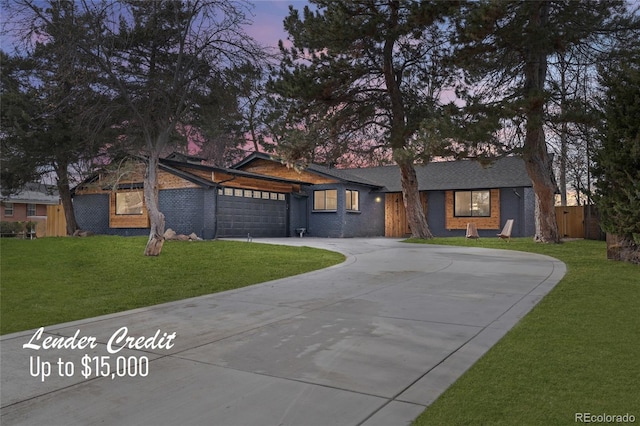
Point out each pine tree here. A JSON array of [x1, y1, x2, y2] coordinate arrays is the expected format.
[[1, 2, 109, 236], [592, 47, 640, 263], [270, 1, 462, 239], [455, 0, 633, 242]]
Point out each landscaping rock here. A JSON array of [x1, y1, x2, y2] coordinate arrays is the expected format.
[[162, 228, 201, 241], [73, 230, 95, 237]]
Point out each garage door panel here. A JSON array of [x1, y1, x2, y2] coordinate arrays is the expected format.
[[218, 194, 287, 237]]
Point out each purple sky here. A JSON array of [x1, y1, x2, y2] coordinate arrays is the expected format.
[[246, 1, 310, 50], [0, 1, 310, 54]]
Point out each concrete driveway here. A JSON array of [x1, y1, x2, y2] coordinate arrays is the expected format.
[[1, 238, 565, 426]]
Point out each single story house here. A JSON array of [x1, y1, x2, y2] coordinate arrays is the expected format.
[[72, 152, 535, 239]]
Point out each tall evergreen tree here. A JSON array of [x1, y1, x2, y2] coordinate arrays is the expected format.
[[454, 0, 632, 242], [592, 46, 640, 263], [270, 0, 462, 238], [1, 2, 109, 236]]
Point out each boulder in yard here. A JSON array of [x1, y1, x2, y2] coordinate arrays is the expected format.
[[163, 228, 177, 240]]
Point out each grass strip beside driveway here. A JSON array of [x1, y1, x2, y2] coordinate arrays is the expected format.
[[0, 236, 345, 335], [409, 238, 639, 425]]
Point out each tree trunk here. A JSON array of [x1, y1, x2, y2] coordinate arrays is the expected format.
[[59, 181, 78, 236], [527, 157, 560, 243], [54, 157, 79, 236], [606, 233, 640, 264], [382, 2, 431, 239], [395, 150, 433, 239], [558, 54, 568, 206], [143, 152, 165, 256], [523, 1, 560, 243]]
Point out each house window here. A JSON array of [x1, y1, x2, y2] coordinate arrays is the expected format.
[[27, 204, 37, 216], [115, 191, 144, 215], [346, 190, 359, 211], [4, 203, 13, 216], [454, 190, 491, 217], [314, 189, 337, 211]]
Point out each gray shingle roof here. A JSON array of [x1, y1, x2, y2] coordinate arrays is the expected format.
[[0, 183, 60, 204], [232, 152, 532, 192], [305, 163, 385, 188], [340, 157, 532, 192]]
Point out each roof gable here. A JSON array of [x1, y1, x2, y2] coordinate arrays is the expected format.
[[233, 152, 382, 188]]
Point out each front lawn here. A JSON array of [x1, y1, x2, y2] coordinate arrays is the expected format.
[[409, 238, 639, 425], [0, 236, 345, 335]]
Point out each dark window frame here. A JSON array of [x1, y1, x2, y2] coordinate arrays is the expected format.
[[313, 189, 338, 211], [345, 189, 360, 211], [454, 190, 491, 217]]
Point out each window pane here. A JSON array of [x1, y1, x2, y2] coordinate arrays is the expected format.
[[314, 191, 325, 210], [346, 190, 359, 211], [454, 192, 471, 216], [116, 191, 144, 215], [325, 189, 337, 210], [4, 203, 13, 216], [472, 191, 490, 217], [27, 204, 37, 216], [314, 189, 337, 211]]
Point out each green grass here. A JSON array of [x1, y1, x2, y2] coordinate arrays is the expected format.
[[409, 237, 639, 425], [0, 236, 344, 335]]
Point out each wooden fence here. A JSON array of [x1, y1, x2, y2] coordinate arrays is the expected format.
[[46, 204, 67, 237], [555, 205, 604, 240]]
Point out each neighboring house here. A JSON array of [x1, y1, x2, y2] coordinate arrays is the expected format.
[[1, 183, 60, 222], [72, 152, 535, 239]]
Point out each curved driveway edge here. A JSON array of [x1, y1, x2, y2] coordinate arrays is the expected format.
[[1, 238, 566, 426]]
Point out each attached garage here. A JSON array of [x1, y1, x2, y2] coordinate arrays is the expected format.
[[73, 154, 302, 239], [216, 187, 287, 238]]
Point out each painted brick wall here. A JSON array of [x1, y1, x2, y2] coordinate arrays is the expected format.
[[159, 188, 204, 237], [424, 188, 533, 238], [74, 189, 207, 238], [306, 183, 384, 237], [74, 193, 111, 235]]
